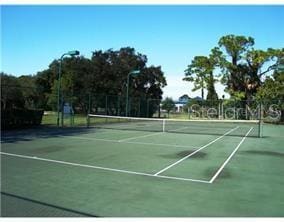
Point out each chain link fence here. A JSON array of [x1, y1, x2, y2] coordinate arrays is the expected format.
[[1, 85, 283, 128]]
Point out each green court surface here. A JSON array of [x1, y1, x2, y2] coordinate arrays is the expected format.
[[1, 124, 284, 217]]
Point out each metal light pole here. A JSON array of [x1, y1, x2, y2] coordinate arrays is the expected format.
[[125, 70, 140, 117], [57, 50, 80, 127]]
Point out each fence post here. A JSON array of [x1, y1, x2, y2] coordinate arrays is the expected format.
[[88, 93, 91, 115], [218, 101, 221, 120], [129, 97, 132, 117], [158, 100, 161, 118], [258, 102, 263, 138], [86, 93, 91, 127], [116, 96, 120, 116], [146, 99, 149, 118], [61, 96, 64, 127], [70, 101, 74, 126], [105, 95, 108, 115], [138, 98, 141, 117]]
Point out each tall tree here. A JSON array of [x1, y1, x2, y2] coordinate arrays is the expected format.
[[256, 61, 284, 122], [1, 73, 25, 110], [35, 60, 61, 110], [30, 47, 166, 116], [61, 56, 95, 113], [206, 47, 223, 101], [183, 48, 220, 100], [184, 56, 207, 99], [161, 97, 176, 117], [218, 35, 282, 100], [18, 75, 39, 109], [91, 47, 166, 116]]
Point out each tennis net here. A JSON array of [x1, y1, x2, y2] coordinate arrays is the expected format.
[[87, 114, 262, 137]]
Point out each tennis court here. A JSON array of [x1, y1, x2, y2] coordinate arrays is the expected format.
[[1, 117, 284, 216]]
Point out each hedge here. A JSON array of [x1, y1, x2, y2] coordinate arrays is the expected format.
[[1, 108, 44, 129]]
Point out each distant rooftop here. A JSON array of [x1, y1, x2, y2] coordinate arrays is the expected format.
[[174, 95, 203, 104]]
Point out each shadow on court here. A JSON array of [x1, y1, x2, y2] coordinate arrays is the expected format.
[[160, 150, 207, 159], [1, 126, 96, 144], [1, 192, 98, 217], [241, 150, 284, 157]]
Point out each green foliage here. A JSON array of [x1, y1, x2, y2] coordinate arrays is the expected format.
[[183, 56, 208, 99], [256, 72, 284, 122], [184, 98, 203, 109], [218, 35, 283, 100], [90, 48, 166, 100], [34, 68, 56, 110], [184, 34, 283, 104], [1, 73, 45, 129], [1, 73, 25, 109], [257, 76, 284, 101], [183, 50, 219, 100], [218, 35, 254, 63], [1, 108, 44, 129], [2, 47, 166, 118], [17, 75, 41, 109], [161, 97, 176, 115]]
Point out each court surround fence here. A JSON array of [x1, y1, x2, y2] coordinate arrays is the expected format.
[[1, 84, 283, 127]]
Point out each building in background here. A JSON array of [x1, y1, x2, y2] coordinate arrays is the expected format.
[[174, 94, 203, 112]]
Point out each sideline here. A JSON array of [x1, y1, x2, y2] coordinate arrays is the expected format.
[[153, 126, 240, 176]]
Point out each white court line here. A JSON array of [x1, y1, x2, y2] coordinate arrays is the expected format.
[[0, 152, 210, 184], [68, 136, 198, 149], [118, 132, 164, 142], [167, 126, 190, 132], [119, 122, 160, 128], [68, 136, 118, 143], [100, 121, 161, 130], [209, 127, 253, 184], [153, 126, 240, 176], [123, 140, 197, 149]]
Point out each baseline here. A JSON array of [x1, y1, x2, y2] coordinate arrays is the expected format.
[[0, 152, 210, 184]]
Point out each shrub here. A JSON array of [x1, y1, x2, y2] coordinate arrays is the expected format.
[[1, 108, 44, 129]]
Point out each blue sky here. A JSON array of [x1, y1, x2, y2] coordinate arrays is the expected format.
[[1, 5, 284, 99]]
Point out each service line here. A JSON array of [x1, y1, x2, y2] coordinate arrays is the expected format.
[[153, 126, 240, 176]]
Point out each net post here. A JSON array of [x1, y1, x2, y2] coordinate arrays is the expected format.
[[162, 119, 165, 132], [87, 114, 90, 128]]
